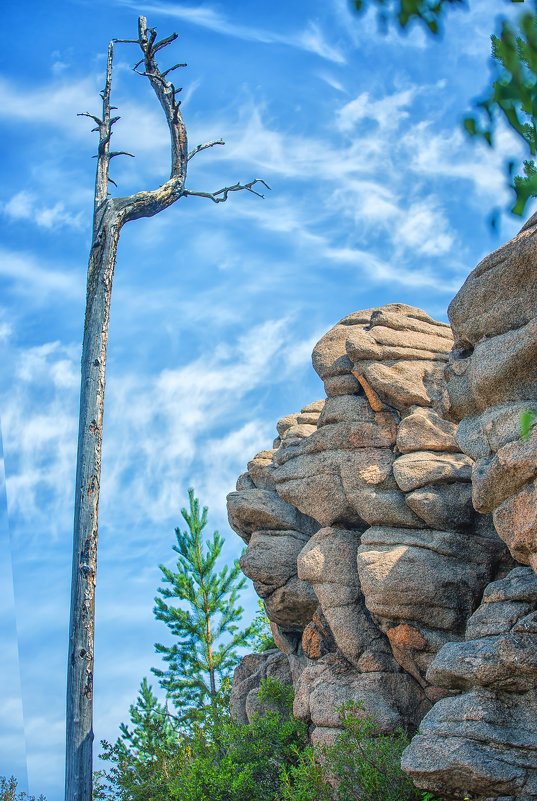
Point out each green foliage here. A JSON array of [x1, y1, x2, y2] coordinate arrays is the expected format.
[[95, 678, 307, 801], [281, 701, 441, 801], [281, 747, 334, 801], [118, 677, 178, 754], [0, 778, 45, 801], [175, 678, 307, 801], [520, 408, 537, 440], [250, 599, 277, 653], [351, 0, 465, 36], [96, 681, 451, 801], [464, 5, 537, 215], [93, 678, 185, 801], [349, 0, 537, 218], [152, 489, 256, 722]]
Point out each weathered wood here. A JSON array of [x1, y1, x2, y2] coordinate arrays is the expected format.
[[65, 18, 265, 800]]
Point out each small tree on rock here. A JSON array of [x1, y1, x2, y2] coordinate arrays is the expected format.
[[152, 489, 255, 723]]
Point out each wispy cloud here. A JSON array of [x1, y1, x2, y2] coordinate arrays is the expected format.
[[324, 246, 461, 292], [336, 87, 417, 133], [0, 319, 12, 344], [2, 317, 314, 551], [0, 75, 99, 133], [0, 419, 28, 789], [317, 71, 347, 92], [3, 342, 79, 542], [98, 317, 293, 525], [297, 21, 346, 64], [0, 247, 82, 300], [394, 200, 454, 256], [2, 191, 85, 230], [114, 1, 346, 62]]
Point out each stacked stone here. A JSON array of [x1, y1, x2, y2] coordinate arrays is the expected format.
[[446, 216, 537, 570], [403, 567, 537, 799], [402, 216, 537, 799], [227, 304, 510, 751], [227, 401, 323, 636]]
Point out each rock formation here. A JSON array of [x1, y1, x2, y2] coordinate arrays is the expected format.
[[402, 567, 537, 800], [227, 303, 512, 754], [401, 216, 537, 799]]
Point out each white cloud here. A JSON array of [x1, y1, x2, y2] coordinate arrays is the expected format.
[[395, 200, 454, 256], [114, 0, 347, 63], [0, 321, 12, 343], [402, 122, 520, 200], [324, 246, 461, 292], [220, 104, 382, 179], [0, 75, 99, 133], [2, 191, 85, 230], [336, 87, 416, 133], [28, 316, 304, 534], [3, 342, 79, 540], [0, 247, 82, 301], [297, 21, 346, 64], [317, 71, 347, 93]]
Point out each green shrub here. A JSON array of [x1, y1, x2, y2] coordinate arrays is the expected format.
[[169, 677, 307, 801], [95, 679, 445, 801], [0, 777, 46, 801], [281, 701, 442, 801], [94, 677, 307, 801], [280, 746, 334, 801], [250, 600, 277, 653]]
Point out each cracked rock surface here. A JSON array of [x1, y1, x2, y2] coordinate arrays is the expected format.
[[228, 305, 511, 748], [402, 216, 537, 800]]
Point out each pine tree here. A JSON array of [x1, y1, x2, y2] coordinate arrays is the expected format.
[[152, 489, 255, 722], [93, 678, 183, 801], [118, 678, 177, 757]]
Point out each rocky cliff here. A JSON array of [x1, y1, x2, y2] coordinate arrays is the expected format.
[[401, 217, 537, 800], [227, 220, 537, 800]]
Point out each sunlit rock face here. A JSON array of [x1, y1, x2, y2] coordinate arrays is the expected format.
[[402, 218, 537, 800], [228, 304, 510, 744], [226, 401, 323, 639], [445, 215, 537, 569]]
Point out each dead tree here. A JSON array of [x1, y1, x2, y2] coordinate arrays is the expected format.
[[65, 17, 268, 801]]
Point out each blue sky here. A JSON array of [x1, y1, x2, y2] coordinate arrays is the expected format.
[[0, 0, 531, 798]]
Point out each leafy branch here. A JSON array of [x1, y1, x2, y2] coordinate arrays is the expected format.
[[352, 0, 466, 36], [464, 6, 537, 216]]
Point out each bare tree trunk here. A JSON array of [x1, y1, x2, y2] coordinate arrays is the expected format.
[[65, 17, 268, 801]]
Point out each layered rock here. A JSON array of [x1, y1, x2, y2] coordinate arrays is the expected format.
[[227, 401, 322, 641], [228, 304, 511, 744], [402, 217, 537, 799], [402, 567, 537, 800], [444, 216, 537, 568]]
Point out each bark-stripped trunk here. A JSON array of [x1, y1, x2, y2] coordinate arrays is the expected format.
[[65, 17, 266, 800], [65, 213, 121, 801], [65, 21, 187, 801]]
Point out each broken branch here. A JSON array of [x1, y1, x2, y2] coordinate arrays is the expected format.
[[153, 33, 179, 53], [161, 62, 187, 78], [78, 112, 103, 126], [187, 139, 225, 161], [182, 178, 270, 203]]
